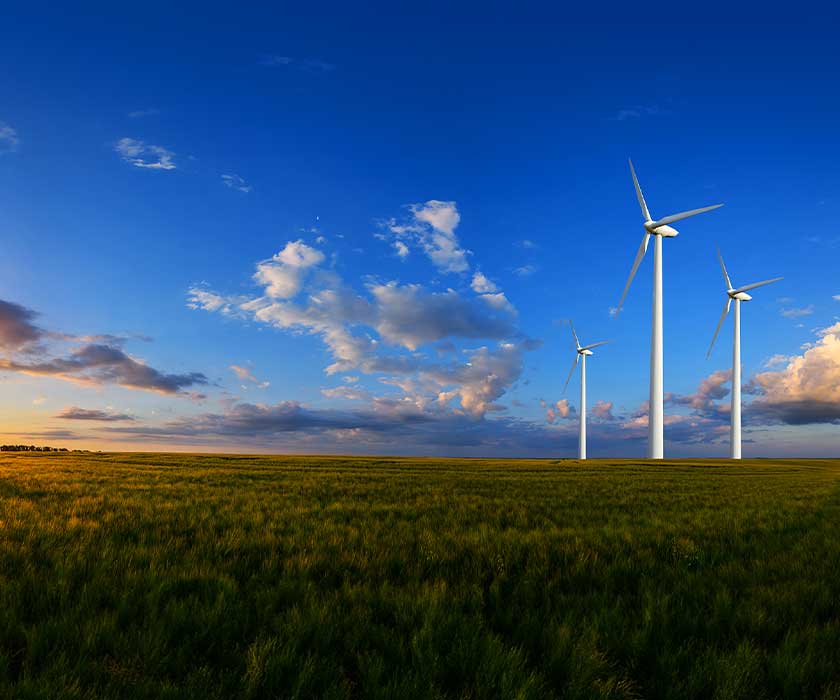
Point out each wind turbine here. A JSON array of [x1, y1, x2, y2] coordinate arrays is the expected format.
[[616, 159, 723, 459], [563, 321, 609, 460], [706, 249, 782, 459]]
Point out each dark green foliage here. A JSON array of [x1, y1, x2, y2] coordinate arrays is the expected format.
[[1, 453, 839, 699]]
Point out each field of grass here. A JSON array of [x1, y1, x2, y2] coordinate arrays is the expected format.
[[1, 453, 839, 699]]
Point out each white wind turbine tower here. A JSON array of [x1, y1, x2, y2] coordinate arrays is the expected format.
[[563, 321, 609, 460], [706, 248, 782, 459], [616, 159, 723, 459]]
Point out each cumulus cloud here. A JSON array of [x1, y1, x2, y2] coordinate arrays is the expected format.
[[115, 137, 176, 170], [0, 122, 19, 152], [384, 200, 470, 273], [745, 322, 840, 424], [471, 271, 498, 294], [592, 400, 615, 421], [543, 398, 576, 424], [189, 220, 531, 418], [370, 282, 515, 350], [56, 407, 135, 422], [253, 240, 326, 299], [221, 174, 252, 193], [667, 369, 731, 417]]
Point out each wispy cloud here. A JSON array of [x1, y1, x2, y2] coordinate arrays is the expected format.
[[127, 108, 160, 119], [0, 122, 19, 153], [230, 364, 270, 389], [0, 297, 207, 397], [610, 105, 662, 121], [115, 137, 176, 170], [513, 265, 537, 277], [260, 55, 335, 72], [780, 305, 814, 319], [221, 173, 252, 193], [56, 407, 135, 422]]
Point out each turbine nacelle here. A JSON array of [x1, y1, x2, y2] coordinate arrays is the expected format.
[[707, 247, 782, 358], [644, 222, 679, 237], [615, 159, 723, 315], [564, 321, 610, 393]]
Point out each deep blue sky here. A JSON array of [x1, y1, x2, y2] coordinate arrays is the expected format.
[[1, 4, 838, 455]]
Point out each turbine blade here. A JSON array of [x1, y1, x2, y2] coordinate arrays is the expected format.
[[706, 298, 732, 359], [570, 320, 581, 349], [733, 277, 784, 294], [581, 340, 610, 351], [651, 203, 723, 228], [615, 232, 650, 313], [629, 159, 651, 221], [563, 354, 579, 394], [717, 247, 732, 289]]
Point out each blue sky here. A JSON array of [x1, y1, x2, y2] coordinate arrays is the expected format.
[[1, 5, 838, 456]]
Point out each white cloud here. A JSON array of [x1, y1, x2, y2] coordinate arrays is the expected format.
[[189, 235, 530, 418], [0, 122, 19, 152], [186, 288, 247, 316], [479, 292, 515, 314], [384, 200, 470, 273], [763, 354, 792, 369], [833, 294, 840, 302], [221, 174, 252, 193], [115, 138, 176, 170], [471, 271, 498, 294], [746, 322, 840, 424], [254, 240, 325, 299]]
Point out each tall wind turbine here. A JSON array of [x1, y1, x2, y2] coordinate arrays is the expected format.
[[706, 249, 782, 459], [616, 159, 723, 459], [563, 321, 609, 460]]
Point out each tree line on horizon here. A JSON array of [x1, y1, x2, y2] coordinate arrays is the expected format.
[[0, 445, 70, 452]]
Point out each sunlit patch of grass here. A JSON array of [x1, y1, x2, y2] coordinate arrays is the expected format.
[[1, 453, 839, 698]]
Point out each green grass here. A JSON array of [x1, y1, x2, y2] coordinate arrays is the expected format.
[[1, 453, 839, 699]]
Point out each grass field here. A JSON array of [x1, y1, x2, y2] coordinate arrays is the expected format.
[[1, 453, 839, 699]]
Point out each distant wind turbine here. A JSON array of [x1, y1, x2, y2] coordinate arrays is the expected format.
[[616, 159, 723, 459], [563, 321, 609, 460], [706, 248, 782, 459]]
